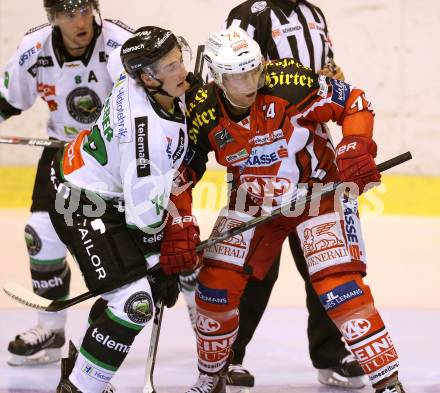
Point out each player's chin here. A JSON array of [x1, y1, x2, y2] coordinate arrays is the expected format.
[[75, 31, 93, 46], [173, 81, 187, 96], [241, 91, 257, 105]]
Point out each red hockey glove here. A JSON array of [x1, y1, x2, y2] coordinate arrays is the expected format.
[[159, 215, 201, 275], [335, 135, 381, 194]]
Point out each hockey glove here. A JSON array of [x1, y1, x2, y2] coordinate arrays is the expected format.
[[147, 265, 180, 308], [186, 71, 204, 90], [336, 135, 381, 194], [159, 215, 201, 275], [319, 59, 345, 81], [185, 72, 204, 101]]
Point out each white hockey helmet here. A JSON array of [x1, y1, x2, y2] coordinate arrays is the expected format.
[[204, 27, 264, 87]]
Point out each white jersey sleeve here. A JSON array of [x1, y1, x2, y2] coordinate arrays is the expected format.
[[0, 24, 52, 112], [102, 19, 134, 56], [102, 19, 133, 91], [107, 47, 124, 84], [103, 19, 134, 38]]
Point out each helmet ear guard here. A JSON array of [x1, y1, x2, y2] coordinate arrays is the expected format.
[[203, 27, 264, 87]]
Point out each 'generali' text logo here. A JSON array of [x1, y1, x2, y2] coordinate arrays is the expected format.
[[341, 319, 371, 341]]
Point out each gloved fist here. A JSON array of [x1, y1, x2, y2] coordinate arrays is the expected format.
[[185, 72, 204, 100], [319, 59, 345, 81], [335, 135, 381, 194], [186, 71, 204, 89], [147, 266, 180, 308], [160, 215, 201, 275]]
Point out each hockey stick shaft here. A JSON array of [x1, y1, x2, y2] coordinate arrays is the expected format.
[[0, 48, 205, 151], [0, 48, 206, 151], [0, 135, 65, 148], [142, 299, 164, 393], [196, 151, 413, 251], [194, 44, 205, 76], [2, 151, 412, 311]]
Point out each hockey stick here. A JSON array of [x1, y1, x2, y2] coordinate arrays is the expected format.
[[140, 47, 207, 393], [0, 135, 65, 148], [1, 47, 208, 151], [2, 151, 412, 311], [0, 45, 206, 150], [197, 151, 412, 250], [142, 299, 164, 393]]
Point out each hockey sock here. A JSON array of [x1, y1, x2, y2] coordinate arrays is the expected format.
[[31, 261, 70, 331], [30, 259, 70, 300], [196, 307, 239, 374], [69, 299, 150, 393], [88, 298, 109, 325], [313, 273, 399, 387]]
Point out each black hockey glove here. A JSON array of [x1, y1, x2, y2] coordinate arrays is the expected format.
[[185, 72, 204, 100], [147, 265, 180, 308]]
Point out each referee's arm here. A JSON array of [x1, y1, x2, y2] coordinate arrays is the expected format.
[[314, 5, 334, 61]]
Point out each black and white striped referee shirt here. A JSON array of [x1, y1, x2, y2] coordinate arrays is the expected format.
[[225, 0, 334, 72]]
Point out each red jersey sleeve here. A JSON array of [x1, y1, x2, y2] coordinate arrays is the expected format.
[[301, 76, 374, 138], [263, 59, 374, 139]]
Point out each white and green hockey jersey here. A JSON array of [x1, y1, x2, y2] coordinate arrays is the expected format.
[[59, 69, 189, 245], [0, 19, 133, 140]]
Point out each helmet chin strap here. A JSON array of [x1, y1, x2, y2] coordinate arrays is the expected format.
[[146, 76, 173, 97]]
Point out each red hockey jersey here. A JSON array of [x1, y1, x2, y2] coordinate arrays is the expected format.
[[185, 58, 374, 214]]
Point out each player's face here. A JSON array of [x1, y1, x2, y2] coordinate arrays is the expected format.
[[54, 4, 95, 51], [222, 66, 264, 108], [154, 47, 189, 97]]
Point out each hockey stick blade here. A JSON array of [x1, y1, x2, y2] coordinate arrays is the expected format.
[[3, 152, 411, 311], [3, 282, 52, 310], [0, 136, 65, 148], [3, 282, 94, 311], [142, 299, 165, 393]]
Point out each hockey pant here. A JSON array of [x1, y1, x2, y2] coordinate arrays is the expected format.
[[48, 164, 153, 295], [194, 198, 399, 387], [69, 276, 154, 393]]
